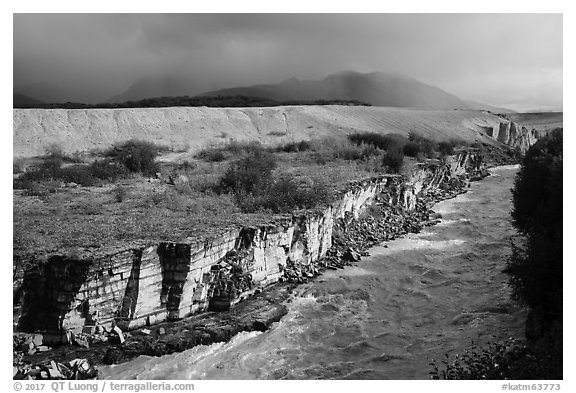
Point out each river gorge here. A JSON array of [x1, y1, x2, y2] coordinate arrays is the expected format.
[[98, 165, 525, 380]]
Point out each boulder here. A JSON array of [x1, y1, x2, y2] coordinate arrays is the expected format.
[[112, 326, 125, 344], [82, 325, 97, 335], [72, 334, 89, 349], [342, 247, 361, 262]]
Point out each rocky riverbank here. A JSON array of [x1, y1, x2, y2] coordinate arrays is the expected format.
[[13, 155, 495, 380]]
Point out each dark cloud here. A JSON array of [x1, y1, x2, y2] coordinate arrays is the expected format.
[[13, 13, 562, 110]]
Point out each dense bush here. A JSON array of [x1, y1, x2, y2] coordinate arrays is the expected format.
[[408, 131, 437, 158], [350, 131, 460, 160], [402, 141, 421, 157], [332, 142, 381, 161], [275, 140, 313, 153], [14, 157, 90, 187], [381, 148, 404, 173], [438, 140, 457, 156], [507, 129, 562, 321], [218, 149, 277, 195], [14, 157, 130, 189], [217, 150, 332, 213], [14, 141, 156, 192], [196, 141, 265, 162], [196, 148, 227, 162], [53, 165, 95, 186], [89, 159, 129, 181], [250, 175, 333, 213], [105, 139, 166, 175], [299, 138, 382, 164], [348, 132, 408, 151]]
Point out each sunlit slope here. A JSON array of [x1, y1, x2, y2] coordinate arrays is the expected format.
[[14, 106, 520, 157]]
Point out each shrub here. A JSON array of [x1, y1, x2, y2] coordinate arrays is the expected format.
[[335, 143, 370, 161], [56, 165, 95, 186], [382, 148, 404, 173], [430, 336, 562, 380], [14, 157, 66, 188], [19, 181, 59, 199], [218, 149, 277, 195], [14, 156, 131, 192], [105, 139, 165, 175], [361, 143, 381, 159], [438, 140, 457, 156], [196, 147, 227, 162], [408, 131, 438, 158], [177, 161, 197, 172], [311, 138, 382, 162], [276, 140, 312, 153], [403, 141, 421, 157], [246, 175, 333, 213], [196, 141, 266, 161], [507, 129, 562, 321], [217, 150, 332, 213], [89, 159, 129, 181], [348, 132, 408, 151]]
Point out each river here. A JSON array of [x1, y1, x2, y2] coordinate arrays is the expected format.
[[100, 165, 526, 380]]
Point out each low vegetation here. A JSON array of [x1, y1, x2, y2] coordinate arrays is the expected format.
[[104, 139, 169, 175], [13, 139, 165, 193], [430, 336, 562, 380], [347, 131, 462, 162], [14, 130, 481, 259], [195, 141, 266, 162], [214, 147, 333, 213]]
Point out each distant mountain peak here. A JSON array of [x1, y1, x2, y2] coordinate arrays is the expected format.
[[103, 70, 510, 111], [199, 70, 479, 110]]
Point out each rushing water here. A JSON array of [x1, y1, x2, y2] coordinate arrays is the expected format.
[[100, 165, 526, 380]]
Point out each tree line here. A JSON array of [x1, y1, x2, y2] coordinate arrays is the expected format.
[[14, 94, 371, 109]]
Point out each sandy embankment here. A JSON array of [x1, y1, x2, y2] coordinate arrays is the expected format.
[[13, 106, 512, 158]]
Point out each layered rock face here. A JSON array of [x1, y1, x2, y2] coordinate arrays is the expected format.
[[463, 118, 538, 153], [14, 151, 477, 338], [491, 122, 538, 152]]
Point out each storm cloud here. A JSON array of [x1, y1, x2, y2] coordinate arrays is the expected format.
[[13, 13, 563, 111]]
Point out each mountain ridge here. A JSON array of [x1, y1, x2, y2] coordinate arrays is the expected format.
[[198, 71, 506, 111], [14, 71, 514, 113]]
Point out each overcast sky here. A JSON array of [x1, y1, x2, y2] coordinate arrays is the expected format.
[[13, 13, 563, 111]]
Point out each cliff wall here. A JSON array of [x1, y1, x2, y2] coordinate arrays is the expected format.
[[14, 151, 477, 340]]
